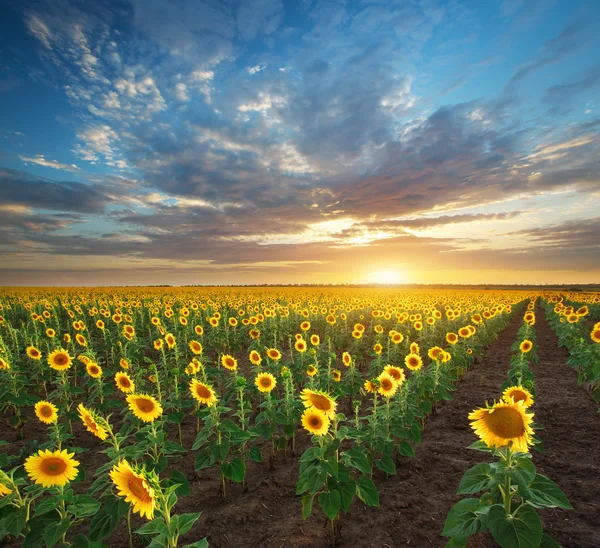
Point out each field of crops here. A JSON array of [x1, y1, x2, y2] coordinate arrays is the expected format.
[[0, 288, 599, 548]]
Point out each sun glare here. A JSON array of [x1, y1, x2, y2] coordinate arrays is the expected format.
[[370, 270, 403, 285]]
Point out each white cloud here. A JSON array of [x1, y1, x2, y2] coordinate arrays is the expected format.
[[19, 154, 79, 172]]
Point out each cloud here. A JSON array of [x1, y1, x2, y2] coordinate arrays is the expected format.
[[0, 167, 112, 213], [543, 65, 600, 103], [19, 154, 79, 171]]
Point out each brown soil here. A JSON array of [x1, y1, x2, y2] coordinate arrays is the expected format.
[[3, 307, 599, 548]]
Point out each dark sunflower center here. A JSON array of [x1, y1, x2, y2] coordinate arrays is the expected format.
[[196, 385, 211, 398], [485, 407, 525, 438], [41, 406, 52, 417], [42, 457, 67, 476], [309, 417, 321, 427], [127, 477, 152, 502], [137, 399, 155, 413], [55, 354, 68, 365]]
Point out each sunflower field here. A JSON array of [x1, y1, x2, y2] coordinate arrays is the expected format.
[[0, 287, 596, 547]]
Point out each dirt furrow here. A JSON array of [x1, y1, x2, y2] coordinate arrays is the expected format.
[[532, 307, 600, 548]]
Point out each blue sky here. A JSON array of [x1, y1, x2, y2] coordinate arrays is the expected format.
[[0, 0, 599, 285]]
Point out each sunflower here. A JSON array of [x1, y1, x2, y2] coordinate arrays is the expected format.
[[342, 352, 352, 367], [86, 362, 102, 378], [519, 340, 533, 353], [189, 379, 218, 406], [26, 345, 42, 360], [77, 403, 108, 441], [249, 329, 260, 339], [405, 353, 423, 371], [115, 372, 135, 393], [384, 365, 405, 385], [249, 350, 262, 366], [194, 325, 204, 336], [300, 321, 311, 331], [164, 333, 176, 349], [0, 357, 10, 370], [209, 317, 219, 327], [109, 460, 155, 520], [300, 389, 337, 419], [127, 394, 163, 423], [221, 354, 238, 371], [228, 317, 238, 327], [47, 349, 73, 371], [185, 358, 202, 375], [255, 372, 277, 393], [331, 369, 342, 382], [446, 332, 458, 345], [410, 342, 420, 354], [363, 379, 377, 393], [351, 330, 363, 339], [267, 348, 282, 361], [502, 386, 534, 408], [24, 449, 80, 488], [428, 346, 444, 361], [391, 332, 404, 344], [0, 482, 12, 497], [469, 399, 534, 453], [373, 343, 383, 355], [458, 327, 471, 338], [153, 339, 163, 350], [119, 358, 130, 370], [306, 364, 317, 377], [590, 324, 600, 344], [189, 340, 203, 355], [301, 407, 330, 436], [377, 372, 398, 397], [295, 339, 307, 353], [46, 328, 56, 338], [75, 334, 87, 347], [34, 400, 58, 424]]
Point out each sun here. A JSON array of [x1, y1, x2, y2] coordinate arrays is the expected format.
[[370, 270, 403, 285]]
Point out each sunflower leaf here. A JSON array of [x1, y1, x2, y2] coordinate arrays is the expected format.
[[457, 463, 493, 495], [318, 489, 341, 520], [524, 474, 573, 510], [356, 476, 379, 507], [488, 504, 542, 548], [301, 493, 315, 519], [442, 498, 484, 538]]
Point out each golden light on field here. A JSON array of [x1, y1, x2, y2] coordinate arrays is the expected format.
[[369, 269, 404, 285]]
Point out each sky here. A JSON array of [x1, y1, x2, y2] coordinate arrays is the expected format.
[[0, 0, 599, 286]]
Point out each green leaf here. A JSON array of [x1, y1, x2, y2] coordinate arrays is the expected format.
[[34, 497, 60, 517], [169, 470, 190, 496], [221, 457, 245, 483], [338, 479, 357, 513], [445, 537, 467, 548], [44, 518, 70, 548], [301, 493, 314, 520], [342, 448, 371, 474], [397, 440, 415, 458], [318, 490, 341, 520], [88, 497, 128, 542], [442, 498, 484, 538], [211, 440, 231, 462], [467, 441, 492, 452], [375, 454, 396, 476], [457, 463, 493, 495], [247, 446, 262, 463], [176, 512, 201, 536], [487, 504, 542, 548], [71, 534, 107, 548], [539, 532, 562, 548], [525, 474, 573, 510], [194, 450, 215, 471], [69, 495, 101, 518], [356, 476, 379, 507], [136, 518, 167, 536]]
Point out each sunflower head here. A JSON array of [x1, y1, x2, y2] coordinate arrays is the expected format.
[[221, 354, 238, 371], [189, 340, 203, 355], [255, 372, 277, 393], [301, 407, 330, 436], [77, 403, 109, 441], [0, 357, 10, 370], [469, 399, 534, 453], [519, 340, 533, 353], [590, 324, 600, 344], [377, 372, 398, 398], [331, 369, 341, 382], [86, 362, 102, 378], [189, 379, 218, 407], [115, 372, 135, 393], [109, 460, 156, 520], [404, 353, 423, 371], [267, 348, 282, 361], [306, 364, 317, 377], [249, 350, 262, 365], [26, 346, 42, 360], [342, 352, 352, 366], [383, 365, 405, 385], [34, 400, 58, 424], [300, 389, 337, 419], [24, 449, 80, 488], [502, 386, 534, 408], [126, 394, 163, 423], [295, 339, 307, 353], [47, 349, 73, 371]]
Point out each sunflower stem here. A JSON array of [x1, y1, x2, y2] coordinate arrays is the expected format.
[[126, 508, 133, 548]]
